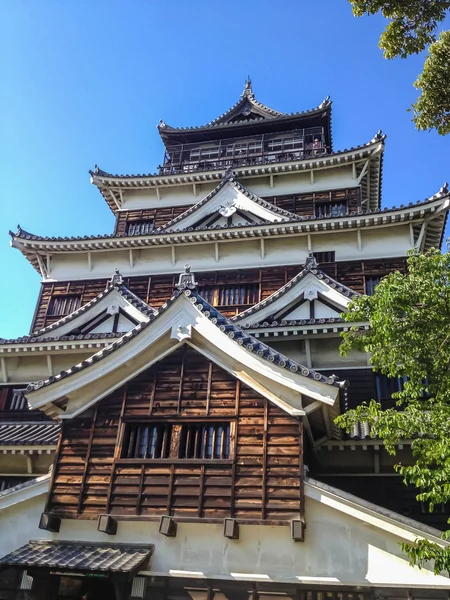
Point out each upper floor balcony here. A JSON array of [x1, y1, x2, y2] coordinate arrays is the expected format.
[[159, 127, 327, 175]]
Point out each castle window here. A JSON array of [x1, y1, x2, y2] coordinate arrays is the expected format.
[[313, 251, 335, 264], [126, 220, 154, 236], [365, 276, 380, 295], [375, 374, 405, 402], [122, 422, 231, 460], [199, 284, 259, 307], [314, 202, 347, 218], [48, 295, 81, 316]]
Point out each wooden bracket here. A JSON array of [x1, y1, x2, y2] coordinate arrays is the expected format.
[[97, 514, 118, 536], [291, 519, 305, 542], [39, 512, 61, 532], [159, 515, 177, 537], [223, 518, 239, 539]]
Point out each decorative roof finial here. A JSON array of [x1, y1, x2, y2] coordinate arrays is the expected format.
[[440, 182, 448, 194], [305, 252, 318, 270], [109, 268, 123, 288], [223, 167, 236, 182], [241, 77, 254, 99], [176, 265, 198, 291]]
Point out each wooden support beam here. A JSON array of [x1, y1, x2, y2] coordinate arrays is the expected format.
[[310, 169, 314, 185], [1, 358, 7, 383], [357, 229, 362, 251], [129, 248, 134, 269], [193, 183, 197, 197], [87, 252, 92, 272], [119, 188, 124, 205], [26, 455, 33, 474], [304, 400, 321, 415], [171, 246, 176, 266], [155, 187, 160, 201], [215, 242, 219, 263], [46, 355, 53, 377], [352, 161, 357, 179], [303, 415, 318, 457], [110, 190, 121, 209], [35, 254, 47, 279], [409, 222, 415, 247], [260, 238, 265, 259], [416, 220, 428, 250], [322, 404, 332, 439], [261, 400, 268, 519], [77, 405, 98, 514], [46, 254, 51, 277], [269, 174, 274, 188], [356, 159, 369, 183], [307, 234, 312, 252], [305, 339, 312, 368]]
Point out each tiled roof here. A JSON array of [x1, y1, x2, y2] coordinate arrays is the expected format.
[[15, 175, 449, 249], [232, 257, 359, 325], [0, 540, 154, 574], [157, 82, 331, 134], [0, 274, 154, 346], [157, 172, 302, 232], [25, 286, 343, 396], [0, 422, 60, 446]]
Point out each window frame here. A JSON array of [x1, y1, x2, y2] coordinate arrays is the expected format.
[[119, 419, 236, 464], [47, 295, 81, 317]]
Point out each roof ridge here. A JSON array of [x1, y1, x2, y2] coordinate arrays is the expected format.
[[25, 283, 345, 396], [156, 172, 301, 233], [231, 259, 360, 324]]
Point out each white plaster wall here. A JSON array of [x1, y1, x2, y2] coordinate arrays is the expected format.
[[52, 495, 447, 588], [43, 224, 413, 284], [0, 493, 50, 558], [1, 351, 98, 384], [119, 168, 357, 211]]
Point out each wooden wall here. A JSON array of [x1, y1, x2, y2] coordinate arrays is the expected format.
[[47, 347, 304, 523], [32, 258, 407, 332], [114, 188, 361, 235]]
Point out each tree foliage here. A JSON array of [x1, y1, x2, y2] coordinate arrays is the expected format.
[[337, 247, 450, 574], [349, 1, 450, 134]]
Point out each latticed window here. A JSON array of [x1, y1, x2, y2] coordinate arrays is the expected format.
[[313, 251, 335, 264], [315, 202, 347, 218], [122, 422, 231, 460], [126, 220, 154, 236], [199, 284, 259, 306], [48, 295, 81, 316], [365, 276, 380, 295]]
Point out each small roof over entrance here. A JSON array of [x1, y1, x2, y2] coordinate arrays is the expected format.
[[0, 540, 154, 575]]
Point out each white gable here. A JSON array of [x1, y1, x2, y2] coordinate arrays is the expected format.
[[161, 179, 295, 232], [236, 269, 356, 327], [34, 287, 152, 340]]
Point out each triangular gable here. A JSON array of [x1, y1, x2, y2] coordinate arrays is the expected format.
[[33, 272, 154, 341], [158, 174, 300, 233], [233, 255, 359, 327], [24, 270, 342, 424], [208, 83, 283, 126]]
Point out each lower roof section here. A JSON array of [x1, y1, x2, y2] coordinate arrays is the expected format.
[[0, 540, 154, 575]]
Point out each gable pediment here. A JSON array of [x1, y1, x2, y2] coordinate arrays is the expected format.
[[34, 281, 154, 341], [25, 283, 341, 425], [234, 262, 359, 327], [159, 177, 299, 233]]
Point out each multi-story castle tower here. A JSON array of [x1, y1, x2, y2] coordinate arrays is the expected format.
[[0, 81, 449, 600]]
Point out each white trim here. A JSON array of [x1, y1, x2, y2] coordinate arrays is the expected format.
[[0, 474, 49, 511]]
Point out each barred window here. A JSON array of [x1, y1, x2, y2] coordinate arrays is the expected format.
[[48, 295, 81, 316], [198, 284, 259, 306], [365, 276, 380, 295], [122, 422, 231, 460], [313, 251, 335, 264], [315, 202, 347, 218], [126, 220, 154, 236]]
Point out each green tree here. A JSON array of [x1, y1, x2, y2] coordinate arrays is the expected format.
[[336, 246, 450, 574], [349, 1, 450, 134]]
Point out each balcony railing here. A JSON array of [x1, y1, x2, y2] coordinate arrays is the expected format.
[[159, 128, 328, 175]]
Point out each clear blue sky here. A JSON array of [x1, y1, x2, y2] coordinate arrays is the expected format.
[[0, 0, 448, 339]]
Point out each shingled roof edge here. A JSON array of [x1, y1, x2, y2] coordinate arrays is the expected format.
[[25, 287, 343, 397]]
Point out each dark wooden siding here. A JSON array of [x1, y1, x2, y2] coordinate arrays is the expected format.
[[115, 205, 191, 235], [32, 258, 407, 332], [267, 187, 361, 218], [114, 188, 361, 235], [47, 347, 304, 523]]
